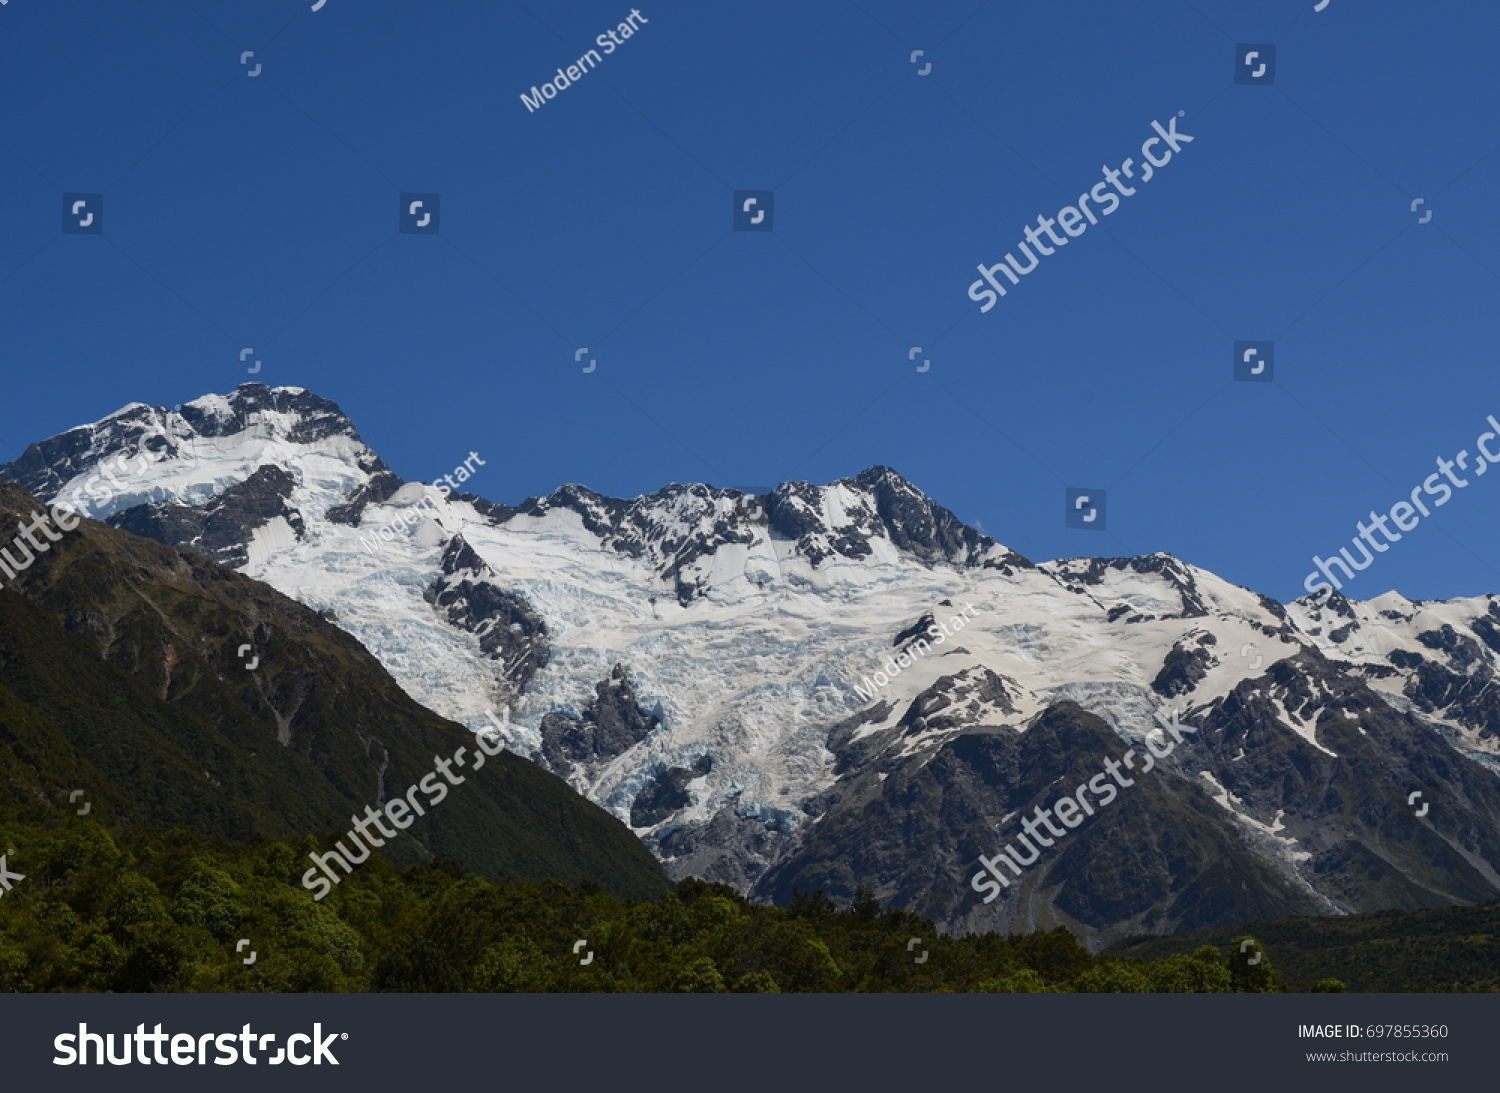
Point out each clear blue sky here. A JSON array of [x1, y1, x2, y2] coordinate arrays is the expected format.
[[2, 0, 1498, 604]]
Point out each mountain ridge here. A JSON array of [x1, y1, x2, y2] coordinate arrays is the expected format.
[[6, 382, 1500, 946]]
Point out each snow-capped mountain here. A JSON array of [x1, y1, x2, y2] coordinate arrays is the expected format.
[[7, 383, 1500, 947]]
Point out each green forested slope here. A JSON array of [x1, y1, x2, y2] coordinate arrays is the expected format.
[[1108, 900, 1500, 992], [0, 480, 667, 902]]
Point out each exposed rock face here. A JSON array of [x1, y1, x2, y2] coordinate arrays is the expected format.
[[111, 464, 305, 568], [325, 466, 404, 527], [632, 755, 714, 828], [758, 654, 1500, 948], [426, 537, 549, 692], [1152, 630, 1218, 698], [539, 665, 661, 781]]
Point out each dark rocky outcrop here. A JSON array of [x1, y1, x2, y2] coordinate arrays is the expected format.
[[539, 665, 661, 780]]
